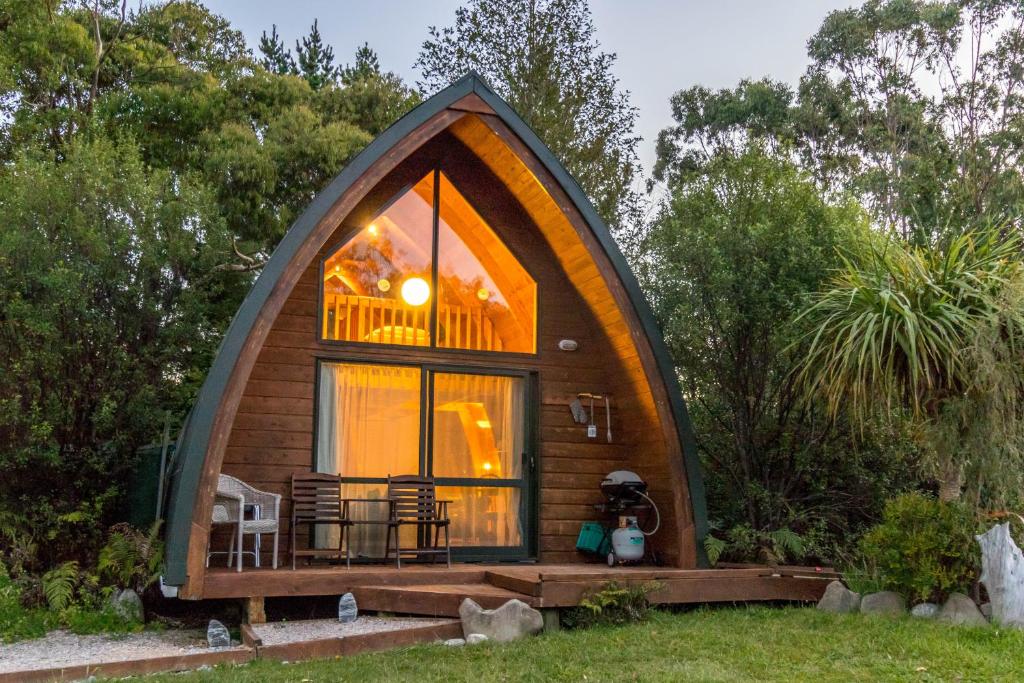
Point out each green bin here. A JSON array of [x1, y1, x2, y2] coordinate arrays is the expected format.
[[576, 522, 611, 556]]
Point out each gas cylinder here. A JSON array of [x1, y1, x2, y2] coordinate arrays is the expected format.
[[608, 516, 644, 565]]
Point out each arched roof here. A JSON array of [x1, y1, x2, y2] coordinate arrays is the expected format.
[[162, 73, 707, 587]]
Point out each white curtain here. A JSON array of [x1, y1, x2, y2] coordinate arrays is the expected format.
[[316, 364, 525, 553], [317, 363, 420, 557]]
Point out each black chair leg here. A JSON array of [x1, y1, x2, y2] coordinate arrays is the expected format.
[[445, 524, 451, 568]]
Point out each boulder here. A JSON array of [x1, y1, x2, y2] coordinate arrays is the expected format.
[[980, 602, 992, 619], [860, 591, 906, 616], [443, 638, 466, 647], [459, 598, 543, 642], [109, 588, 144, 623], [817, 581, 861, 614], [206, 619, 231, 648], [910, 603, 939, 619], [466, 633, 489, 645], [937, 593, 988, 627], [338, 592, 358, 623]]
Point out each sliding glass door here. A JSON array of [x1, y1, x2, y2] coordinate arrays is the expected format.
[[316, 361, 534, 560]]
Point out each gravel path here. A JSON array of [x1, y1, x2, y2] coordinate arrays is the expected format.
[[0, 629, 245, 673], [252, 616, 455, 647]]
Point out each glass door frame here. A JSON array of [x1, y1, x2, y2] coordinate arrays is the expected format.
[[312, 356, 539, 562]]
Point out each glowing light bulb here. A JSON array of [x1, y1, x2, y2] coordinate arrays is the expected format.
[[476, 287, 490, 301], [367, 223, 379, 236], [482, 462, 492, 472], [401, 277, 430, 306], [377, 278, 391, 292]]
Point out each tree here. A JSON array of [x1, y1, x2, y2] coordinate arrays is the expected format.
[[326, 43, 421, 136], [654, 1, 1024, 243], [416, 0, 643, 232], [0, 1, 421, 572], [795, 229, 1024, 504], [295, 19, 337, 91], [258, 24, 296, 75], [638, 146, 912, 563], [0, 137, 237, 565]]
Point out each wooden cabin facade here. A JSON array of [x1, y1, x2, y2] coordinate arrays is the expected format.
[[161, 73, 709, 602]]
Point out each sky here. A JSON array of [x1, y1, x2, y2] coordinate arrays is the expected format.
[[201, 0, 857, 172]]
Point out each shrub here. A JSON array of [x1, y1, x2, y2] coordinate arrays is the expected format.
[[97, 521, 164, 594], [857, 493, 980, 603], [562, 581, 659, 629]]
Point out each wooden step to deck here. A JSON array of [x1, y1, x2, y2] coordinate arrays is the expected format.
[[354, 583, 537, 617]]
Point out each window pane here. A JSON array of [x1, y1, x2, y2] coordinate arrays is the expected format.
[[432, 373, 524, 479], [436, 173, 536, 353], [438, 486, 522, 547], [322, 173, 435, 345], [316, 363, 421, 478]]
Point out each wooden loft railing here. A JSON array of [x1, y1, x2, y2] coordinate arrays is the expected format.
[[322, 293, 504, 351]]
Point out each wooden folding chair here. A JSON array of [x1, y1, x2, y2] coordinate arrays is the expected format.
[[290, 473, 352, 569], [385, 475, 452, 568]]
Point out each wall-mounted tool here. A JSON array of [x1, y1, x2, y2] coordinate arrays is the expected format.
[[569, 396, 588, 424], [576, 393, 612, 442]]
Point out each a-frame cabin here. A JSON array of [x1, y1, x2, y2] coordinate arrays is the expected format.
[[159, 74, 825, 612]]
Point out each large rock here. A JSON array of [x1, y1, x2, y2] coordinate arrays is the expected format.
[[977, 523, 1024, 628], [459, 598, 543, 642], [817, 581, 861, 614], [860, 591, 906, 616], [109, 588, 143, 623], [937, 593, 988, 627], [910, 603, 939, 619]]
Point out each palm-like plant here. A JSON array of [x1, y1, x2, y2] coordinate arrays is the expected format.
[[795, 230, 1024, 501]]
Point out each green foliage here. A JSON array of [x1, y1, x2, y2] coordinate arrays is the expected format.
[[796, 229, 1024, 504], [259, 24, 296, 75], [97, 521, 164, 593], [562, 581, 658, 629], [655, 0, 1024, 241], [0, 1, 419, 578], [638, 146, 916, 564], [41, 561, 80, 612], [294, 19, 338, 91], [0, 563, 137, 642], [416, 0, 643, 232], [704, 522, 812, 567], [857, 493, 980, 603]]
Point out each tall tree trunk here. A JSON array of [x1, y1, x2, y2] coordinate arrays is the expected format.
[[937, 459, 964, 502]]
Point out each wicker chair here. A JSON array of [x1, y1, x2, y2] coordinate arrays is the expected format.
[[210, 474, 281, 572]]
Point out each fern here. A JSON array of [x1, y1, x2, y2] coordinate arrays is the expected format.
[[98, 521, 163, 592], [704, 535, 726, 566], [769, 528, 805, 563], [42, 561, 79, 611]]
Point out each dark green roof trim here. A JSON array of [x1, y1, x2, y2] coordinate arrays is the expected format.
[[163, 73, 706, 586]]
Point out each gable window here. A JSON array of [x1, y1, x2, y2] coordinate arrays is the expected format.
[[322, 169, 537, 353]]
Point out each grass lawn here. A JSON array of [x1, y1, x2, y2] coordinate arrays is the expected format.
[[140, 606, 1024, 683]]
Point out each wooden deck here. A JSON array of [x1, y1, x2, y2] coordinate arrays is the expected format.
[[202, 563, 836, 617]]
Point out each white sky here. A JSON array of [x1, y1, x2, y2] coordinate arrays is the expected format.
[[200, 0, 858, 172]]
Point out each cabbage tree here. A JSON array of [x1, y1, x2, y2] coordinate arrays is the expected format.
[[796, 230, 1024, 503]]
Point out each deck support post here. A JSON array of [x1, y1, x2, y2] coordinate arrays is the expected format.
[[243, 596, 266, 625], [541, 608, 561, 633]]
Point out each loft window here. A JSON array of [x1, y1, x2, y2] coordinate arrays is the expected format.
[[321, 170, 537, 353]]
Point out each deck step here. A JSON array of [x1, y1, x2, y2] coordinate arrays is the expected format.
[[354, 583, 537, 617]]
